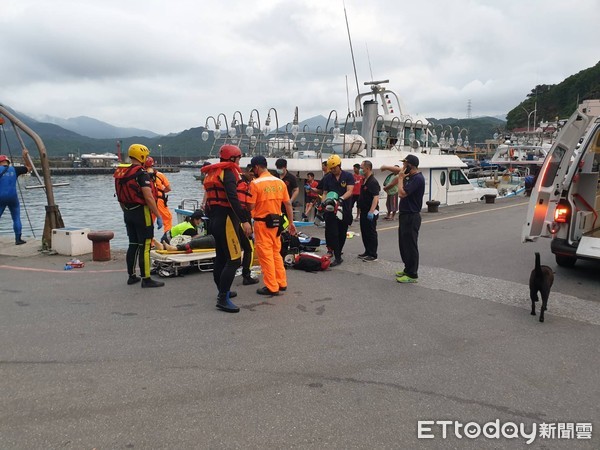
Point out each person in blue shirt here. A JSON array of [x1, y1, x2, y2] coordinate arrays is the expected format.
[[382, 154, 425, 283], [0, 150, 32, 245], [321, 154, 354, 267]]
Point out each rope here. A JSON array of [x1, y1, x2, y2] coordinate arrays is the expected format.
[[0, 120, 37, 238]]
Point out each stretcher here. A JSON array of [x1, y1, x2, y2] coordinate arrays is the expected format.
[[150, 248, 216, 277]]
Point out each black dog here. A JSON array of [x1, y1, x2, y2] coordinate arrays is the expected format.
[[529, 252, 554, 322]]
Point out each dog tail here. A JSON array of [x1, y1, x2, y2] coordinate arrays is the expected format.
[[535, 252, 542, 277]]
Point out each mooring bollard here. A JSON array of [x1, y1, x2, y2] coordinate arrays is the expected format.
[[484, 194, 497, 204], [87, 230, 115, 261]]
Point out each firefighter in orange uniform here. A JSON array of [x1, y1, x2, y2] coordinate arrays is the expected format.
[[145, 156, 173, 234], [201, 145, 252, 313], [247, 155, 296, 296], [114, 144, 164, 288]]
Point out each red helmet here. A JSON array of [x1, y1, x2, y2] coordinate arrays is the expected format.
[[145, 156, 155, 167], [0, 155, 10, 164], [219, 144, 242, 161]]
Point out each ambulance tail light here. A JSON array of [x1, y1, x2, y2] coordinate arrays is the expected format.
[[554, 202, 570, 223]]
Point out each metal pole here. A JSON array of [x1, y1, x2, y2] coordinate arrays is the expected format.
[[0, 104, 64, 249]]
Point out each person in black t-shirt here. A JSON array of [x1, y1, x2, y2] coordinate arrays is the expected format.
[[381, 154, 425, 283], [356, 160, 380, 262]]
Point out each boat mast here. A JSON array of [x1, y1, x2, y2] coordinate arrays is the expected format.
[[343, 2, 361, 112]]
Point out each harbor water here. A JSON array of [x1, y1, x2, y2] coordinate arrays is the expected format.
[[0, 168, 204, 249]]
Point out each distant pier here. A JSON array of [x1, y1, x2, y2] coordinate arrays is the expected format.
[[46, 167, 180, 175]]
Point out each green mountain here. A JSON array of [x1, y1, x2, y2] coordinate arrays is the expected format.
[[507, 61, 600, 129]]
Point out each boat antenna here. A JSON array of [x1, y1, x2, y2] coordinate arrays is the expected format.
[[343, 1, 361, 102], [365, 42, 374, 82], [345, 75, 351, 114]]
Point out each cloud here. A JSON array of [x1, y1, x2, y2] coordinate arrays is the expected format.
[[2, 0, 599, 134]]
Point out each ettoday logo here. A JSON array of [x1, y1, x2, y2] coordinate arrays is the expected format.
[[417, 420, 593, 444]]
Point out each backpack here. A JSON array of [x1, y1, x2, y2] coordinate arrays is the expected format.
[[292, 253, 331, 271]]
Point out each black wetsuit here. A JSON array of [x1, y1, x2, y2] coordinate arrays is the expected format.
[[122, 171, 154, 279], [206, 170, 247, 296]]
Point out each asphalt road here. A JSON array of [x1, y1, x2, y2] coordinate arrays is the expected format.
[[1, 196, 598, 449]]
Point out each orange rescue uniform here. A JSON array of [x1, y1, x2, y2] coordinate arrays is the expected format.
[[152, 171, 173, 231], [248, 172, 290, 293]]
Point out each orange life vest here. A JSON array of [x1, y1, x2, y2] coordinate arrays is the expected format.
[[202, 162, 241, 209], [150, 171, 169, 204], [113, 164, 156, 205], [237, 178, 253, 211]]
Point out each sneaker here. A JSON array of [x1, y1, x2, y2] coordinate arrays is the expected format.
[[127, 275, 141, 285], [15, 239, 27, 245], [330, 258, 343, 267], [362, 255, 378, 262], [357, 252, 368, 259], [256, 286, 279, 296], [395, 270, 406, 277], [396, 275, 418, 283], [141, 277, 165, 288], [279, 286, 287, 291]]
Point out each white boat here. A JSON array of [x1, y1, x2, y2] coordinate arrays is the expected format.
[[204, 79, 497, 213], [490, 142, 552, 166]]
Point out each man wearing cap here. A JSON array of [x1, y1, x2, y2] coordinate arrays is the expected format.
[[247, 155, 296, 296], [381, 154, 425, 283], [0, 149, 32, 245]]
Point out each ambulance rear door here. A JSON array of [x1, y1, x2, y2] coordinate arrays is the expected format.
[[522, 107, 595, 242]]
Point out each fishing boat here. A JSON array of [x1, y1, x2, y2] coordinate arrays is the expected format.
[[202, 79, 497, 214]]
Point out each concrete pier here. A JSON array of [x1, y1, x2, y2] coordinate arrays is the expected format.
[[1, 196, 598, 448]]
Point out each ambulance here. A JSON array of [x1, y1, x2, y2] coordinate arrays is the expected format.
[[522, 99, 600, 267]]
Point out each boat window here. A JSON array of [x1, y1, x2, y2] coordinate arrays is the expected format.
[[440, 171, 446, 186], [449, 169, 470, 186], [540, 145, 567, 188]]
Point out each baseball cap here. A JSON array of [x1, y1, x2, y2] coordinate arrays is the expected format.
[[0, 155, 10, 164], [191, 209, 204, 220], [402, 154, 419, 167], [250, 155, 267, 167]]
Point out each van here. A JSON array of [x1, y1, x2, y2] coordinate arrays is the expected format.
[[522, 99, 600, 267]]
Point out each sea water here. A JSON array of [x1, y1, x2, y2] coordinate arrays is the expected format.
[[0, 168, 204, 249]]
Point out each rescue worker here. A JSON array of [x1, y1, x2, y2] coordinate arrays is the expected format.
[[157, 209, 203, 248], [237, 166, 259, 285], [321, 154, 354, 267], [0, 149, 32, 245], [114, 144, 164, 288], [145, 156, 173, 234], [201, 144, 252, 313], [247, 155, 297, 296]]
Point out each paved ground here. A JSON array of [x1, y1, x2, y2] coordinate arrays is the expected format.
[[1, 196, 598, 449]]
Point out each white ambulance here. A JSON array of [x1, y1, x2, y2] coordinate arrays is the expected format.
[[522, 99, 600, 267]]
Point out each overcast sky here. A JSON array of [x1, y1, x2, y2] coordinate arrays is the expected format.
[[2, 0, 599, 135]]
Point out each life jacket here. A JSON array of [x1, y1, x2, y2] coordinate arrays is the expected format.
[[113, 164, 157, 205], [150, 171, 169, 204], [237, 178, 253, 211], [202, 161, 241, 209], [170, 220, 196, 238]]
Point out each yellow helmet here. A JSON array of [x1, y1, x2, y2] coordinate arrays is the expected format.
[[128, 144, 150, 164], [327, 154, 342, 169]]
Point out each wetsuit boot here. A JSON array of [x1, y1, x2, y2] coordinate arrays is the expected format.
[[216, 291, 239, 313], [141, 277, 165, 288], [15, 234, 26, 245], [242, 270, 259, 285]]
